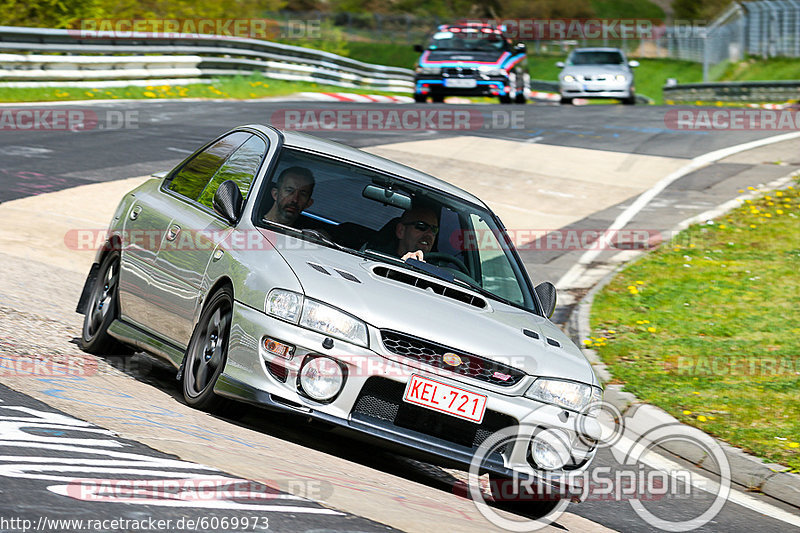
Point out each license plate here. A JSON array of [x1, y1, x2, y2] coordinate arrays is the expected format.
[[403, 375, 487, 423], [444, 78, 477, 88]]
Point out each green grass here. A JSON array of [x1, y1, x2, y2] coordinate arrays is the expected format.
[[346, 41, 420, 69], [718, 57, 800, 82], [590, 181, 800, 471], [591, 0, 665, 19], [0, 73, 403, 103]]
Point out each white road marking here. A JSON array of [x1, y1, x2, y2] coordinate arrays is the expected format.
[[165, 147, 193, 154], [557, 131, 800, 289], [610, 431, 800, 527]]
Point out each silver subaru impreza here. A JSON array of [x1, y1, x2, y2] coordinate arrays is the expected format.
[[77, 124, 602, 517]]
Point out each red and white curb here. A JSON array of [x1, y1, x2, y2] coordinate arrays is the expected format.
[[296, 92, 413, 103]]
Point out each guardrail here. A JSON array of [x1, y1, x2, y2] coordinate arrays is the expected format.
[[664, 81, 800, 104], [0, 26, 415, 91]]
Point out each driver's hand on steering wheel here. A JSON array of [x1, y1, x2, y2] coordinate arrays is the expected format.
[[401, 250, 425, 262]]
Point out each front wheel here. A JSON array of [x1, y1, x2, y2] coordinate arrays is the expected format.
[[413, 93, 427, 103], [80, 251, 130, 354], [182, 287, 233, 412], [431, 94, 445, 103]]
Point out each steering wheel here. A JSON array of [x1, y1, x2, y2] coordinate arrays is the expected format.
[[424, 252, 470, 275]]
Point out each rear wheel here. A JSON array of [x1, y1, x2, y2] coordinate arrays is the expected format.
[[413, 93, 427, 103], [560, 97, 573, 105], [80, 251, 130, 355], [499, 94, 512, 104], [431, 94, 445, 103], [182, 287, 233, 412]]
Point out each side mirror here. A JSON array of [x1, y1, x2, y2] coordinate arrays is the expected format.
[[556, 61, 565, 68], [213, 180, 243, 225], [413, 44, 424, 53], [534, 281, 557, 319], [628, 60, 640, 68], [514, 42, 526, 52]]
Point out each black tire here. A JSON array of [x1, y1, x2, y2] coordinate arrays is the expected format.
[[623, 94, 636, 105], [413, 93, 427, 103], [431, 94, 445, 103], [80, 251, 130, 355], [499, 94, 512, 104], [489, 475, 565, 518], [560, 97, 573, 105], [514, 92, 527, 104], [182, 287, 233, 412]]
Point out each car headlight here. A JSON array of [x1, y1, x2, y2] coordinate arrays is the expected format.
[[266, 289, 302, 323], [562, 75, 576, 83], [415, 66, 441, 75], [267, 290, 369, 347], [615, 74, 627, 82], [301, 299, 368, 347], [525, 378, 602, 412], [478, 66, 507, 76]]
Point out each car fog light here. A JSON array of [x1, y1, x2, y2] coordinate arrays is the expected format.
[[531, 429, 571, 470], [299, 357, 344, 401]]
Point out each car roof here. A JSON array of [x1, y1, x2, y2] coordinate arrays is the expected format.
[[243, 124, 488, 207], [571, 47, 625, 53]]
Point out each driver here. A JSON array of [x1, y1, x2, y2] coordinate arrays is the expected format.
[[393, 206, 439, 261]]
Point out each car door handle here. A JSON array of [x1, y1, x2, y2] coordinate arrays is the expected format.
[[166, 224, 181, 241], [130, 205, 142, 220]]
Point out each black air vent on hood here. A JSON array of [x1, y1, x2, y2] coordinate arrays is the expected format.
[[373, 266, 487, 309]]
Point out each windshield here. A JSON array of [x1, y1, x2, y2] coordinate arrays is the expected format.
[[254, 147, 536, 311], [568, 50, 624, 65], [427, 30, 508, 52]]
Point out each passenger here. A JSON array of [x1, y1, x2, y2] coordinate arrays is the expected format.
[[262, 166, 315, 226]]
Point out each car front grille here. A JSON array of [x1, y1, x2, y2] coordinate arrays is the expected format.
[[352, 377, 516, 453], [444, 67, 478, 77], [380, 330, 526, 387]]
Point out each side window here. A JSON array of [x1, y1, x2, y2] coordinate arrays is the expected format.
[[167, 132, 251, 200], [197, 135, 268, 209]]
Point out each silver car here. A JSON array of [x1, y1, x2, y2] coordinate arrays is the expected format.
[[557, 47, 639, 105], [77, 125, 602, 517]]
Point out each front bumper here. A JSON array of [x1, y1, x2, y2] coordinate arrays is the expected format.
[[218, 301, 599, 495], [415, 76, 511, 97], [559, 80, 633, 99]]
